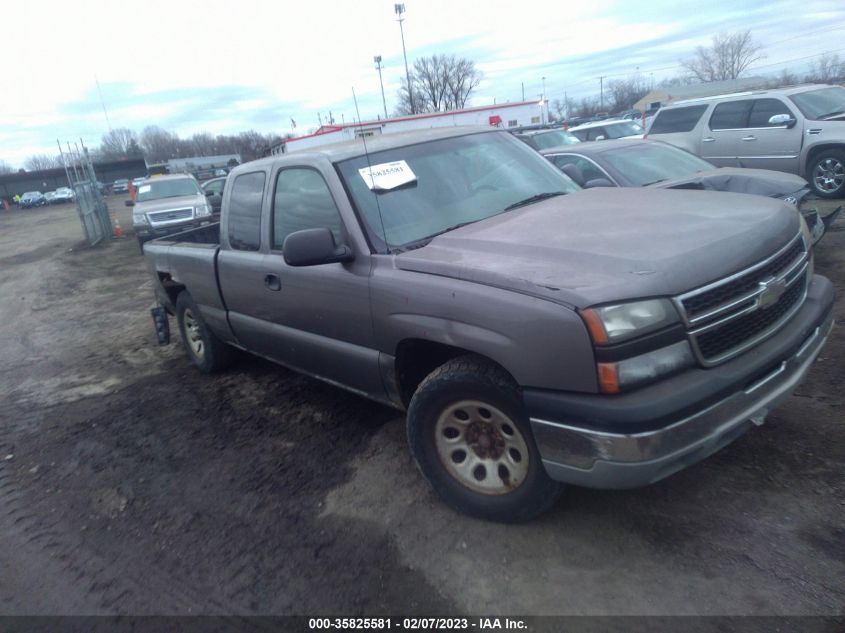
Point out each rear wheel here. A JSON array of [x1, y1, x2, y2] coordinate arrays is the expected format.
[[809, 150, 845, 198], [406, 356, 561, 522], [175, 291, 235, 373]]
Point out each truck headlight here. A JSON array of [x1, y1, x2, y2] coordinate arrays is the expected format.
[[133, 213, 148, 225], [581, 299, 679, 344], [597, 341, 695, 394], [196, 203, 212, 217]]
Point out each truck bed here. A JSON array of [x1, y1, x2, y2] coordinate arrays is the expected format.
[[144, 223, 227, 325]]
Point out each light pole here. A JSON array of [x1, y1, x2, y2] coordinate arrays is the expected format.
[[394, 3, 415, 114], [374, 55, 389, 119]]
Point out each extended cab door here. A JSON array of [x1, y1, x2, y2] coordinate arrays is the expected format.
[[257, 162, 384, 399]]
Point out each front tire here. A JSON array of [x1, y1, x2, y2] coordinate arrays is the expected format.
[[809, 150, 845, 198], [406, 356, 561, 522], [175, 291, 235, 373]]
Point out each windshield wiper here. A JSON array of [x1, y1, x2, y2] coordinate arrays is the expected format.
[[641, 178, 668, 186], [393, 220, 480, 253], [503, 191, 567, 211]]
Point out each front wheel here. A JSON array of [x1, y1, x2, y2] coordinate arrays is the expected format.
[[809, 150, 845, 198], [406, 356, 561, 522], [175, 291, 235, 373]]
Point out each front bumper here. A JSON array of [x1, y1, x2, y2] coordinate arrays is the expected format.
[[135, 218, 210, 239], [527, 275, 835, 489]]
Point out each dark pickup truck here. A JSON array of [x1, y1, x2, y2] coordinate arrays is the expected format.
[[144, 127, 834, 521]]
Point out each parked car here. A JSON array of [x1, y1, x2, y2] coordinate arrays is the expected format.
[[113, 179, 130, 194], [647, 84, 845, 198], [540, 138, 838, 244], [53, 187, 75, 204], [44, 191, 57, 204], [200, 176, 226, 215], [512, 127, 580, 150], [143, 127, 833, 522], [129, 174, 214, 250], [20, 191, 47, 208], [569, 119, 645, 141]]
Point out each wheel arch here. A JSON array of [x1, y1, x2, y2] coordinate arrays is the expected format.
[[393, 338, 518, 409], [802, 143, 845, 178]]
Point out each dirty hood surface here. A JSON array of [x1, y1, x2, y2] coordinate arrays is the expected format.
[[650, 167, 808, 197], [396, 188, 799, 308]]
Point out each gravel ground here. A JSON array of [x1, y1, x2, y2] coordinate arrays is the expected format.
[[0, 198, 843, 618]]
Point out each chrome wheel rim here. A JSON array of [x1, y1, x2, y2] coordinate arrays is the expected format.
[[183, 308, 204, 359], [813, 158, 844, 193], [435, 400, 529, 495]]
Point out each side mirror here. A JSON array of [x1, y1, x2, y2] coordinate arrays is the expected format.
[[560, 163, 586, 187], [595, 135, 606, 141], [283, 228, 353, 267], [205, 190, 214, 197], [768, 114, 797, 128], [125, 199, 135, 207], [584, 178, 614, 188]]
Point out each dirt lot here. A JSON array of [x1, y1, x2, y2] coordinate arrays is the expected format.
[[0, 198, 843, 617]]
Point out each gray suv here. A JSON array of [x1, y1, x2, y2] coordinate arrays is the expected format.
[[647, 84, 845, 198], [129, 174, 214, 250]]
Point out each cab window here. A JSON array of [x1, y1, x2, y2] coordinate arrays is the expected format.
[[227, 172, 265, 251], [748, 99, 794, 127], [709, 100, 753, 130], [272, 168, 343, 251]]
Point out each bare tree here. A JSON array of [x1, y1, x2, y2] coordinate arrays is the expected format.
[[572, 96, 600, 118], [24, 154, 62, 171], [140, 126, 181, 162], [0, 160, 13, 175], [395, 54, 482, 115], [682, 30, 764, 82], [805, 53, 845, 83], [607, 76, 651, 112], [100, 128, 143, 159], [190, 132, 217, 156]]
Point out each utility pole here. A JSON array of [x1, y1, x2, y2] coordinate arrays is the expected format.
[[394, 4, 415, 115], [374, 55, 389, 119], [521, 82, 524, 101], [599, 76, 605, 111]]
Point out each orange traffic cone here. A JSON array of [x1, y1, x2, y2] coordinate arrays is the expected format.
[[111, 212, 125, 238]]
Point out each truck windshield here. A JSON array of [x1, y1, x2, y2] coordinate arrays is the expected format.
[[788, 87, 845, 120], [137, 178, 201, 202], [336, 132, 580, 251]]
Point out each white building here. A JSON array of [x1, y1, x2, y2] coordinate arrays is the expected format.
[[271, 100, 549, 155]]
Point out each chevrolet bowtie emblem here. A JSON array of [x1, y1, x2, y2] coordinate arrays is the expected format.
[[758, 277, 787, 309]]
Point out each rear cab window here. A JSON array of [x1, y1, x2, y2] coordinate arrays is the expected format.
[[649, 105, 708, 134], [227, 172, 266, 251]]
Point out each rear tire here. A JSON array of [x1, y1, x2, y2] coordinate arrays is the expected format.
[[406, 355, 561, 522], [808, 149, 845, 198], [175, 291, 235, 373]]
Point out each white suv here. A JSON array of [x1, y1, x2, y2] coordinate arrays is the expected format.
[[647, 84, 845, 198]]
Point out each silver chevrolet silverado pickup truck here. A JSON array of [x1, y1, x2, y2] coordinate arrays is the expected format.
[[143, 127, 834, 522]]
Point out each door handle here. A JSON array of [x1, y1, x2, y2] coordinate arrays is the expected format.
[[264, 273, 282, 291], [741, 135, 757, 141], [702, 137, 715, 143]]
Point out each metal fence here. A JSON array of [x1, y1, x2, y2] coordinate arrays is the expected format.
[[58, 140, 113, 246]]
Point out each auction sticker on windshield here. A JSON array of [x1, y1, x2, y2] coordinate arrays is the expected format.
[[358, 160, 416, 191]]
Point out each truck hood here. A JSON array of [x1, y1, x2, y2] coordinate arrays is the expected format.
[[135, 194, 204, 214], [650, 167, 808, 198], [395, 188, 800, 308]]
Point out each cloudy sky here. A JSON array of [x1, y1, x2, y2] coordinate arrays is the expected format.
[[1, 0, 844, 166]]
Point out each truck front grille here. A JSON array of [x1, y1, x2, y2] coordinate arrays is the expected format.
[[148, 208, 193, 225], [675, 232, 809, 366]]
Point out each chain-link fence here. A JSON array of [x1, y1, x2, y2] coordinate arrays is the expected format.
[[58, 140, 113, 246]]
